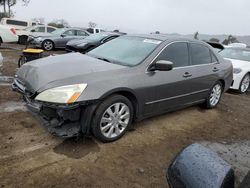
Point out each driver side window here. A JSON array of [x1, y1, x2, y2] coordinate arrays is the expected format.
[[156, 42, 189, 68]]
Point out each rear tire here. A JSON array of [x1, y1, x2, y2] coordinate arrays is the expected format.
[[204, 81, 223, 109], [238, 73, 250, 94], [91, 95, 133, 143]]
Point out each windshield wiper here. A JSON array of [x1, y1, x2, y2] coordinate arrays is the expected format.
[[96, 57, 111, 63]]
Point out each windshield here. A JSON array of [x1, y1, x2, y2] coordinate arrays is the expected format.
[[85, 33, 109, 41], [220, 48, 250, 62], [51, 28, 66, 35], [88, 36, 162, 66]]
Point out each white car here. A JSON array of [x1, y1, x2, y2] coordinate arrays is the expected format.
[[0, 24, 18, 43], [220, 47, 250, 93], [16, 25, 57, 44]]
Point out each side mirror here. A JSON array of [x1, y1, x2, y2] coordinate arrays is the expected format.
[[167, 143, 235, 188], [150, 60, 173, 71], [61, 34, 66, 38]]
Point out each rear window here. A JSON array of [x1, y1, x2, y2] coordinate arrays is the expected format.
[[6, 19, 28, 27], [190, 43, 212, 65]]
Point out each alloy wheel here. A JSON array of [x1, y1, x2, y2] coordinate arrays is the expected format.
[[100, 102, 130, 139], [240, 74, 250, 93], [43, 41, 53, 51], [210, 84, 222, 107]]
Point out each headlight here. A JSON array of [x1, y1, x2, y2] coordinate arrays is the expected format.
[[77, 43, 87, 47], [35, 84, 87, 104], [233, 68, 242, 74]]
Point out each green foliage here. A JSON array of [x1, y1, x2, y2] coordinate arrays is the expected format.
[[48, 22, 64, 28]]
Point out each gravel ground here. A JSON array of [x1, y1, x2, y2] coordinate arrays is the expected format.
[[0, 44, 250, 188]]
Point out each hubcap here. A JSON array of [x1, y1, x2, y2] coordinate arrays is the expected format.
[[44, 41, 53, 50], [210, 84, 222, 106], [100, 103, 130, 139], [241, 74, 250, 93]]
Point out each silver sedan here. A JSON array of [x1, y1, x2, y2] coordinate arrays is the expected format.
[[30, 28, 90, 51]]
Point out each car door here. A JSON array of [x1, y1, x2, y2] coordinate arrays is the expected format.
[[188, 43, 219, 100], [145, 42, 200, 114], [57, 29, 77, 47], [76, 30, 89, 38], [47, 26, 56, 34]]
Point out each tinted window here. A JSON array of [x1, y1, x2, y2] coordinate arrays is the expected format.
[[34, 27, 45, 32], [87, 28, 94, 33], [156, 42, 189, 67], [47, 27, 56, 33], [63, 30, 75, 36], [190, 44, 212, 65], [6, 19, 28, 27], [77, 30, 88, 36]]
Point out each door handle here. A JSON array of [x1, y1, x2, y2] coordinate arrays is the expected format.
[[183, 72, 192, 78], [213, 67, 220, 72]]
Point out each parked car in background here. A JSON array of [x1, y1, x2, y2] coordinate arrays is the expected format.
[[86, 28, 104, 34], [0, 24, 18, 44], [13, 35, 233, 142], [30, 28, 90, 51], [17, 25, 57, 44], [0, 17, 40, 30], [66, 31, 124, 53], [228, 43, 247, 48], [220, 47, 250, 93]]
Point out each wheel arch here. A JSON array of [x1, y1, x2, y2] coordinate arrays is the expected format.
[[100, 88, 139, 121]]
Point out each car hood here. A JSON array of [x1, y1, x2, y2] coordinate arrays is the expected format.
[[16, 53, 125, 92], [226, 58, 250, 68]]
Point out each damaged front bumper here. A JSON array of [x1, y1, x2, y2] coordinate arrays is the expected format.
[[12, 80, 98, 138]]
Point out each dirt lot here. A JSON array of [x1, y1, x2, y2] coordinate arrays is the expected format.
[[0, 45, 250, 188]]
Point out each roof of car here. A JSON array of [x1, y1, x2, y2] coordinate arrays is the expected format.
[[127, 34, 200, 42]]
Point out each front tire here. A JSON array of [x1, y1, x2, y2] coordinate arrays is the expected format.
[[239, 73, 250, 94], [42, 40, 54, 51], [204, 81, 223, 109], [92, 95, 133, 143]]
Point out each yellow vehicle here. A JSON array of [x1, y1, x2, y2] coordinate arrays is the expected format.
[[18, 48, 44, 67]]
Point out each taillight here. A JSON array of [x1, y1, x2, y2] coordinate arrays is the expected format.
[[10, 28, 16, 35]]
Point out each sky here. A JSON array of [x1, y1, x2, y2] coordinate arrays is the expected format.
[[12, 0, 250, 35]]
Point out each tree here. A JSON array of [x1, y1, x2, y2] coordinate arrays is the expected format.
[[209, 38, 220, 43], [88, 21, 97, 28], [222, 35, 239, 45], [31, 17, 45, 24], [48, 19, 70, 28], [0, 0, 30, 18], [194, 31, 199, 40]]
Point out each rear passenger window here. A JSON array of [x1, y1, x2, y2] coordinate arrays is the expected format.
[[190, 44, 212, 65], [156, 42, 189, 67], [47, 27, 56, 33]]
